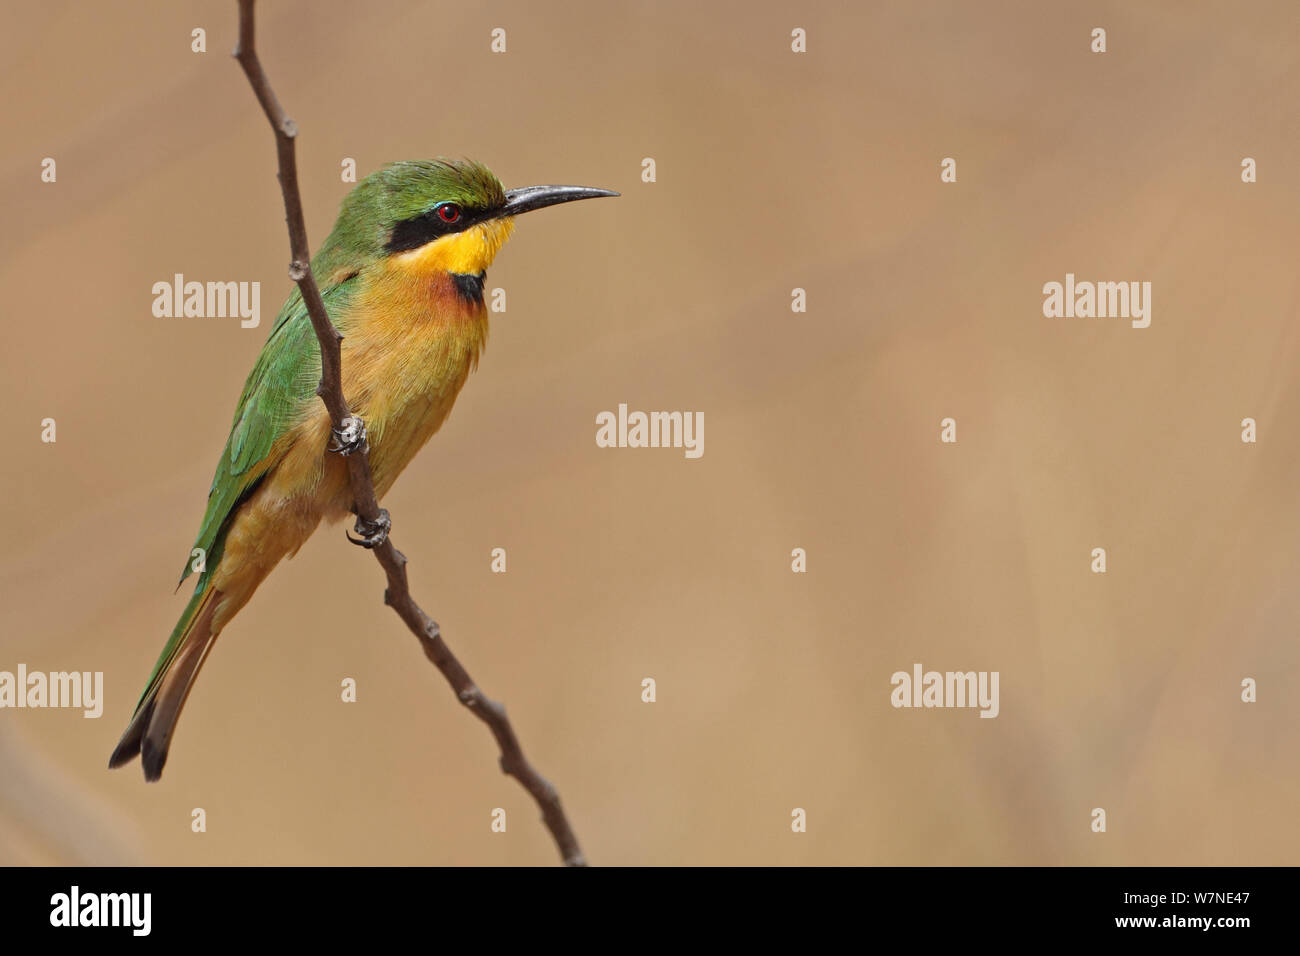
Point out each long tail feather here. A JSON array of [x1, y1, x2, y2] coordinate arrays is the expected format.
[[109, 585, 221, 781]]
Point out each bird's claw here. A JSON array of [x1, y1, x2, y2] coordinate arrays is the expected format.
[[347, 508, 390, 549], [328, 416, 369, 456]]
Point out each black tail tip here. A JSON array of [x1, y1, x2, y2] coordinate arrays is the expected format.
[[109, 698, 160, 780], [108, 739, 161, 782], [140, 738, 168, 782], [108, 730, 166, 782], [107, 739, 139, 771]]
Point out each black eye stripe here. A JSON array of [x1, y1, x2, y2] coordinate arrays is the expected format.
[[386, 204, 489, 253]]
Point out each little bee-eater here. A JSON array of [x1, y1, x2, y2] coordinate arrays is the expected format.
[[110, 159, 616, 780]]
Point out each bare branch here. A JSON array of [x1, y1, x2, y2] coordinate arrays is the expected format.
[[231, 0, 585, 867]]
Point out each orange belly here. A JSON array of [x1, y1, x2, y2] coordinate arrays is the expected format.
[[209, 268, 489, 634]]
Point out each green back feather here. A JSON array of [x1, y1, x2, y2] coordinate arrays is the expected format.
[[141, 280, 356, 710], [176, 279, 358, 593]]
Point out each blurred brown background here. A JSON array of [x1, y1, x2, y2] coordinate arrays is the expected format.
[[1, 0, 1297, 865]]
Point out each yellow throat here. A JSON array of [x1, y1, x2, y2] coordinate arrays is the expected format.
[[392, 217, 516, 276]]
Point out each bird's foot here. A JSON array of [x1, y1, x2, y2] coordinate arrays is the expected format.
[[328, 416, 369, 456], [347, 508, 390, 549]]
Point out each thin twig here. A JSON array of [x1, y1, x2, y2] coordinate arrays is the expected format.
[[231, 0, 585, 867]]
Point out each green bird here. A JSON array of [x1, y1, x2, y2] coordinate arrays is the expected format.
[[110, 159, 616, 780]]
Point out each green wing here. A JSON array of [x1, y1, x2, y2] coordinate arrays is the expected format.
[[177, 276, 359, 593], [122, 278, 357, 715]]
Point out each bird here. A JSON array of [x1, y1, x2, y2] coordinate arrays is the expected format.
[[109, 159, 616, 781]]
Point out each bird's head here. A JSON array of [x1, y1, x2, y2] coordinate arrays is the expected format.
[[321, 159, 616, 282]]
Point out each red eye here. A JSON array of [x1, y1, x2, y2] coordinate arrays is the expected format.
[[437, 203, 461, 224]]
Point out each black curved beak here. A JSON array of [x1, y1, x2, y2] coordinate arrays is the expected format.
[[499, 185, 619, 218]]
